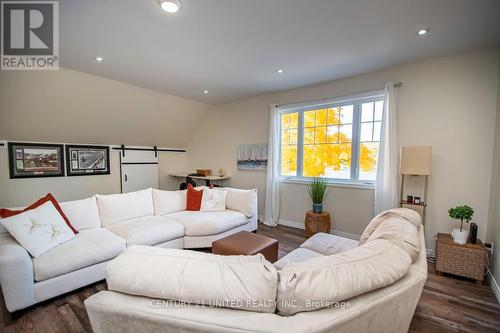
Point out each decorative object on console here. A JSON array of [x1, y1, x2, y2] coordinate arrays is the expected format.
[[8, 142, 64, 178], [469, 223, 478, 244], [218, 168, 225, 177], [65, 145, 110, 176], [305, 210, 331, 238], [307, 177, 327, 213], [448, 205, 474, 245], [406, 195, 413, 203], [399, 146, 432, 223], [186, 184, 203, 211], [237, 143, 268, 170], [0, 193, 78, 234]]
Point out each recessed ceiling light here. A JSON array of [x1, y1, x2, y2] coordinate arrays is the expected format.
[[417, 28, 429, 36], [203, 90, 208, 94], [93, 56, 104, 62], [276, 69, 284, 74], [159, 0, 181, 13]]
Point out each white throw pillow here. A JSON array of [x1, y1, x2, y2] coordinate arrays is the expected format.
[[152, 189, 187, 215], [96, 188, 154, 227], [60, 196, 102, 231], [200, 189, 227, 211], [1, 201, 76, 258], [225, 188, 257, 217]]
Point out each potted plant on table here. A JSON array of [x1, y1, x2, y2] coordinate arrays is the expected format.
[[307, 177, 327, 213], [448, 205, 474, 245]]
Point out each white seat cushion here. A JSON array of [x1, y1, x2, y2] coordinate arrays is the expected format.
[[105, 215, 184, 246], [165, 210, 248, 237], [300, 233, 358, 255], [60, 196, 101, 231], [33, 228, 126, 281], [274, 248, 322, 270]]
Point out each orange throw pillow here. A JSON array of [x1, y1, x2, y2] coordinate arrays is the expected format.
[[186, 184, 203, 211], [0, 193, 78, 234]]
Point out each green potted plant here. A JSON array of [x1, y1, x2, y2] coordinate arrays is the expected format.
[[307, 177, 327, 213], [448, 205, 474, 244]]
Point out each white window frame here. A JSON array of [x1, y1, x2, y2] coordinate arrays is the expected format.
[[278, 91, 384, 187]]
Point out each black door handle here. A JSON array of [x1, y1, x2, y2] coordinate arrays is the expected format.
[[124, 174, 128, 182]]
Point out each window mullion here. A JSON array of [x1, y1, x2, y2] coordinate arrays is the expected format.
[[351, 103, 361, 180], [297, 111, 305, 177]]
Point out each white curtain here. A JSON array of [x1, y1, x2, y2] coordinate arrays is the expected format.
[[264, 104, 280, 226], [374, 82, 399, 215]]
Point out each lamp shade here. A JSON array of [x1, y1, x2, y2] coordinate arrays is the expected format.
[[400, 146, 432, 175]]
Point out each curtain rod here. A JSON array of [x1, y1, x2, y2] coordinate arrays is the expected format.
[[276, 81, 402, 109]]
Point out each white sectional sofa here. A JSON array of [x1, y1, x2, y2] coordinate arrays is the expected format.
[[0, 187, 257, 313], [84, 208, 427, 333]]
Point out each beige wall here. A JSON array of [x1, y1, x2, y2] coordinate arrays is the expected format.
[[487, 49, 500, 291], [188, 48, 499, 248], [0, 68, 207, 206]]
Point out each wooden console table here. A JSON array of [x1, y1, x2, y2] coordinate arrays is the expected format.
[[304, 210, 331, 238], [435, 233, 486, 284]]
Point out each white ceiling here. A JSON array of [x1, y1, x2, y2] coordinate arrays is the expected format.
[[60, 0, 500, 104]]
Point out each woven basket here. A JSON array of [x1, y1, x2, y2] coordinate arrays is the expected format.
[[435, 234, 486, 281]]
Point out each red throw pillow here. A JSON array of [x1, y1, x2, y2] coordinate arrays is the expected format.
[[186, 184, 203, 211], [0, 193, 78, 234]]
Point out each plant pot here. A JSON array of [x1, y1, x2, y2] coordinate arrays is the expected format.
[[312, 203, 323, 214], [452, 228, 469, 245]]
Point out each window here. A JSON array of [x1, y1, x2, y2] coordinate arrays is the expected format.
[[279, 94, 383, 184]]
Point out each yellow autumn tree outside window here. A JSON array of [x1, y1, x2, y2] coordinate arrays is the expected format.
[[280, 99, 383, 181]]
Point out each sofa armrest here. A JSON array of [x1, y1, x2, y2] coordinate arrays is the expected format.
[[0, 236, 35, 312]]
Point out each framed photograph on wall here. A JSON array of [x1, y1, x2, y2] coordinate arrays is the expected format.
[[8, 142, 65, 178], [65, 145, 110, 176]]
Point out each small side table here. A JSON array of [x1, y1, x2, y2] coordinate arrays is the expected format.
[[435, 233, 486, 284], [304, 210, 331, 238]]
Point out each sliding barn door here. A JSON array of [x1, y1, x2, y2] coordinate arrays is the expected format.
[[120, 150, 159, 193]]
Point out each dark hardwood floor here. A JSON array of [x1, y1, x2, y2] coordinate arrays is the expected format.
[[1, 223, 499, 333]]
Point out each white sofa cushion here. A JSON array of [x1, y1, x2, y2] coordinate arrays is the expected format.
[[106, 246, 278, 313], [358, 208, 421, 246], [300, 233, 358, 255], [152, 189, 186, 216], [276, 239, 412, 315], [200, 189, 227, 212], [166, 210, 248, 237], [60, 196, 101, 231], [274, 248, 322, 270], [1, 201, 76, 258], [105, 215, 184, 246], [96, 188, 154, 227], [33, 228, 126, 281], [366, 217, 421, 262], [225, 188, 257, 218]]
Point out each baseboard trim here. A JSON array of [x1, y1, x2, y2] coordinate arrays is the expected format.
[[488, 269, 500, 303], [278, 219, 360, 240]]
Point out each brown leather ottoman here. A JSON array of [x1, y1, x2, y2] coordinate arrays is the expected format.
[[212, 231, 279, 263]]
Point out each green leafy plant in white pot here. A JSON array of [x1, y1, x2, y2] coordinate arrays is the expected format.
[[307, 177, 327, 213], [448, 205, 474, 245]]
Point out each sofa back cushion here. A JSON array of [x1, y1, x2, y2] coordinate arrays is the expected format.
[[276, 239, 411, 316], [106, 245, 278, 313], [358, 208, 421, 246], [152, 189, 186, 215], [366, 217, 420, 262], [96, 188, 154, 227], [225, 188, 257, 218], [60, 196, 102, 231]]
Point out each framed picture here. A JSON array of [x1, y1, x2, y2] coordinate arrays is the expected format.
[[237, 143, 268, 171], [65, 145, 110, 176], [8, 142, 65, 178]]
